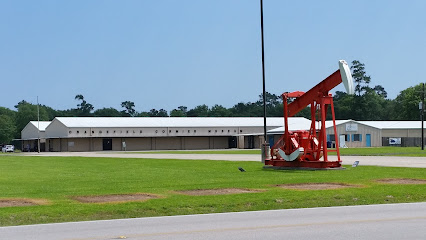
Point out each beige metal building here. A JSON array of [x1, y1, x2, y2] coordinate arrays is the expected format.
[[22, 118, 425, 151], [268, 120, 425, 148], [21, 117, 309, 152], [327, 120, 425, 148], [325, 120, 381, 148], [20, 121, 51, 151], [358, 121, 425, 147]]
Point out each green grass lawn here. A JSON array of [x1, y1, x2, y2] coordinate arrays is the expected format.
[[0, 155, 425, 226], [336, 146, 426, 156], [127, 147, 426, 157]]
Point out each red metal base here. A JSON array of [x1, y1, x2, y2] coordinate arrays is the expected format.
[[264, 159, 342, 169]]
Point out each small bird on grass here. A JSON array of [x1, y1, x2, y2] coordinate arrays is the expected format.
[[238, 167, 246, 172]]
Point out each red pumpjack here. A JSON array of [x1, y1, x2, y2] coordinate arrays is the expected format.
[[264, 60, 353, 169]]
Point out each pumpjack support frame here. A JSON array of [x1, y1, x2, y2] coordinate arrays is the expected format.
[[264, 60, 353, 170]]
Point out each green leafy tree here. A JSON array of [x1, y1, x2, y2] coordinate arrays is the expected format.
[[209, 104, 231, 117], [41, 105, 60, 120], [230, 102, 262, 117], [380, 99, 396, 120], [0, 115, 16, 144], [351, 60, 371, 96], [75, 94, 94, 116], [148, 109, 159, 117], [170, 106, 188, 117], [121, 101, 136, 117], [94, 107, 122, 117], [178, 106, 187, 113], [255, 92, 283, 117], [157, 109, 168, 117], [373, 85, 387, 98], [170, 109, 186, 117], [137, 111, 150, 117], [393, 84, 423, 120], [333, 89, 390, 120], [356, 90, 388, 120], [15, 102, 49, 136], [0, 107, 16, 120], [15, 100, 73, 120], [256, 92, 281, 107], [55, 109, 79, 117], [187, 105, 209, 117], [333, 91, 354, 119], [147, 109, 168, 117]]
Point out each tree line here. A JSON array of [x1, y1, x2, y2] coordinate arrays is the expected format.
[[0, 60, 424, 144]]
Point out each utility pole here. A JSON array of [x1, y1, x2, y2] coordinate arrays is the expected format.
[[422, 83, 424, 150], [260, 0, 269, 162], [37, 96, 40, 153], [260, 0, 267, 144]]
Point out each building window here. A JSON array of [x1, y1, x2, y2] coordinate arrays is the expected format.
[[343, 134, 350, 142], [228, 130, 230, 133], [328, 134, 335, 141], [188, 130, 190, 133], [352, 134, 362, 142], [106, 131, 109, 134], [84, 131, 87, 134], [169, 130, 172, 133], [208, 130, 211, 133], [234, 130, 237, 133], [99, 131, 102, 134], [114, 130, 116, 133], [140, 130, 143, 133], [240, 130, 243, 133], [69, 131, 72, 134], [176, 130, 179, 133], [215, 130, 217, 133], [92, 131, 95, 134], [76, 131, 79, 134], [194, 130, 197, 133], [126, 130, 129, 134]]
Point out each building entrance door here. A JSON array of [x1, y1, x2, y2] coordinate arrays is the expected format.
[[247, 136, 255, 149], [228, 136, 237, 148], [103, 138, 113, 150], [366, 134, 371, 147]]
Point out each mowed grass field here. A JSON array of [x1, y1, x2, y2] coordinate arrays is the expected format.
[[131, 147, 426, 157], [0, 154, 425, 226]]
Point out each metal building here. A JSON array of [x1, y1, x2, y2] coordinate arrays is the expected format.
[[20, 121, 51, 152], [21, 117, 308, 152], [322, 120, 381, 148], [22, 118, 426, 151], [269, 120, 426, 148]]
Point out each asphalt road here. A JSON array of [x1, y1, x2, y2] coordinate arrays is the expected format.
[[19, 151, 426, 168], [1, 203, 425, 240]]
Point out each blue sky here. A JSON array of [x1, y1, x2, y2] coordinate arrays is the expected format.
[[1, 0, 425, 112]]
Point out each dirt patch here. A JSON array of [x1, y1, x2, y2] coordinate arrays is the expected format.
[[72, 193, 160, 203], [276, 183, 359, 190], [0, 199, 49, 208], [177, 188, 263, 196], [376, 178, 426, 184]]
